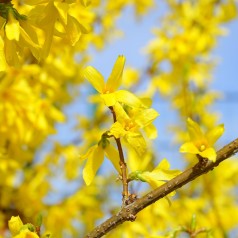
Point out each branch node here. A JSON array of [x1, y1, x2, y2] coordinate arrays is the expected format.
[[127, 214, 136, 222]]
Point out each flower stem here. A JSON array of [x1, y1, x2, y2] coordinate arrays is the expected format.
[[109, 106, 129, 204]]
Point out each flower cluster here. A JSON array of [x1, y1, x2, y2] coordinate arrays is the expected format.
[[81, 55, 159, 185]]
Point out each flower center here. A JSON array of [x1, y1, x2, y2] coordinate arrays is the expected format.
[[199, 144, 206, 152], [125, 121, 135, 131]]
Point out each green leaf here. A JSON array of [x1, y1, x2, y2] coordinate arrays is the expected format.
[[35, 213, 43, 227]]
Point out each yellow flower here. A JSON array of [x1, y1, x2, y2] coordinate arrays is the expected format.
[[13, 230, 39, 238], [139, 159, 180, 189], [8, 216, 23, 236], [83, 55, 144, 107], [179, 118, 224, 162], [80, 137, 121, 185], [109, 103, 159, 155], [128, 159, 180, 197], [8, 216, 39, 237], [3, 9, 41, 66]]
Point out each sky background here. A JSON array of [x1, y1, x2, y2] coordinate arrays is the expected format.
[[45, 4, 238, 202]]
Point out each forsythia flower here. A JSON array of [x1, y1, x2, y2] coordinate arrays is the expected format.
[[3, 9, 41, 66], [137, 159, 181, 189], [179, 118, 224, 162], [8, 216, 39, 238], [128, 159, 180, 197], [83, 55, 144, 107], [12, 230, 39, 238], [8, 216, 23, 236], [109, 103, 159, 155], [80, 136, 121, 185]]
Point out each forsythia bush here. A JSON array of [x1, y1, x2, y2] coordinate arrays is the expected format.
[[0, 0, 237, 237]]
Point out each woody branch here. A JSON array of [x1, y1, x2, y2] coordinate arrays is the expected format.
[[85, 137, 238, 238]]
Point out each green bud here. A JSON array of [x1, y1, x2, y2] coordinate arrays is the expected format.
[[190, 214, 196, 232], [98, 134, 110, 149], [128, 170, 145, 181], [0, 3, 26, 20], [20, 223, 36, 233], [35, 213, 43, 227]]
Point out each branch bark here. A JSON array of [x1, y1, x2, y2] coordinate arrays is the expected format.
[[85, 138, 238, 238], [109, 106, 129, 202]]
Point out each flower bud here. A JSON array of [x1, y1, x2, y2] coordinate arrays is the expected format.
[[8, 216, 23, 236]]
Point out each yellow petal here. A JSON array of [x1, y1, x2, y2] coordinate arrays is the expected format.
[[104, 144, 121, 173], [126, 134, 146, 156], [0, 37, 7, 71], [134, 108, 159, 128], [39, 2, 57, 58], [200, 148, 217, 162], [8, 216, 23, 236], [19, 21, 41, 60], [206, 124, 224, 146], [83, 66, 104, 93], [80, 0, 91, 7], [179, 142, 199, 154], [106, 55, 125, 92], [83, 146, 104, 185], [24, 0, 48, 5], [20, 26, 41, 49], [140, 97, 152, 107], [140, 172, 165, 189], [113, 102, 130, 122], [187, 117, 204, 141], [79, 145, 97, 161], [109, 121, 126, 138], [64, 15, 81, 46], [115, 90, 145, 108], [100, 93, 117, 106], [5, 11, 20, 41], [144, 124, 157, 139], [139, 159, 180, 191], [156, 158, 170, 170], [4, 37, 20, 66], [54, 1, 69, 25], [153, 159, 181, 180]]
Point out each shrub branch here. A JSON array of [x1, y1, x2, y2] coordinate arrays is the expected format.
[[85, 137, 238, 238]]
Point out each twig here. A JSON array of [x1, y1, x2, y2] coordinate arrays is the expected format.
[[85, 138, 238, 238], [109, 106, 129, 203]]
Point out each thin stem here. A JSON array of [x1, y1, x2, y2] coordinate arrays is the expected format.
[[109, 106, 129, 203]]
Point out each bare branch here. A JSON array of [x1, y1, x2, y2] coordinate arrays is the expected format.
[[109, 106, 129, 203], [85, 138, 238, 238]]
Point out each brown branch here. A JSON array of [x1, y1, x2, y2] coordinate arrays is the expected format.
[[109, 106, 129, 202], [85, 138, 238, 238]]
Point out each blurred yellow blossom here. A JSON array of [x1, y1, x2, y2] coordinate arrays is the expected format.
[[180, 118, 224, 161], [8, 216, 23, 236]]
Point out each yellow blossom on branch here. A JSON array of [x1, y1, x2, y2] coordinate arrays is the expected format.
[[80, 135, 121, 186], [83, 55, 145, 107], [109, 103, 159, 155], [179, 118, 224, 162], [8, 216, 39, 238], [128, 159, 180, 197], [2, 7, 41, 66], [8, 216, 23, 236]]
